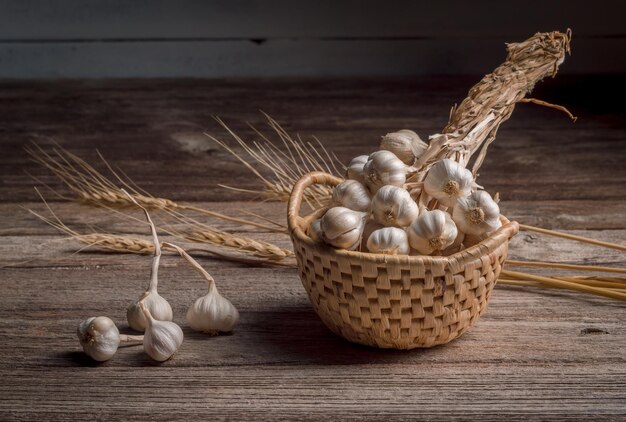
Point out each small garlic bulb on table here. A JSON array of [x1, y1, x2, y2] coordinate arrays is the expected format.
[[332, 179, 371, 212], [366, 227, 410, 255], [380, 129, 428, 166], [362, 150, 407, 193], [76, 316, 143, 362], [408, 209, 458, 255], [424, 159, 473, 207], [371, 185, 419, 227], [319, 206, 367, 250], [453, 190, 501, 235], [140, 303, 184, 362]]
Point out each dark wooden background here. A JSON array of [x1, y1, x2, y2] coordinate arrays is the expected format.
[[0, 0, 625, 78]]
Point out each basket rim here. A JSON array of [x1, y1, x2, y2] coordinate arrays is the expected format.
[[288, 171, 519, 266]]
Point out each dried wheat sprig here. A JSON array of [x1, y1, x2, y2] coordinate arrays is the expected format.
[[519, 223, 626, 252], [206, 113, 341, 207], [25, 142, 282, 233], [163, 208, 293, 261]]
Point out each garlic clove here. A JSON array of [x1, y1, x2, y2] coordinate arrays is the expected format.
[[186, 284, 239, 334], [141, 305, 183, 362], [366, 227, 410, 255], [371, 185, 419, 227], [452, 190, 501, 236], [319, 206, 367, 250], [77, 316, 120, 362], [380, 130, 428, 166], [423, 159, 473, 207], [332, 179, 371, 212], [362, 150, 407, 194], [346, 155, 369, 183], [127, 289, 173, 332], [408, 209, 458, 255]]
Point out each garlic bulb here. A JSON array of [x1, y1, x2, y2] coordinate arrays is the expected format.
[[452, 190, 501, 235], [127, 288, 173, 332], [371, 185, 419, 227], [423, 159, 473, 207], [380, 130, 428, 165], [346, 155, 369, 182], [464, 219, 502, 247], [187, 282, 239, 334], [141, 304, 184, 362], [362, 150, 407, 193], [307, 218, 323, 242], [332, 179, 371, 212], [366, 227, 410, 255], [77, 316, 120, 362], [123, 189, 173, 332], [320, 206, 366, 250], [408, 209, 458, 255]]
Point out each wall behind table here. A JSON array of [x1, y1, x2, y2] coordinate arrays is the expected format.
[[0, 0, 624, 78]]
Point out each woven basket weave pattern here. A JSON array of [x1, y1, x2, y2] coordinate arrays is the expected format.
[[289, 172, 518, 349]]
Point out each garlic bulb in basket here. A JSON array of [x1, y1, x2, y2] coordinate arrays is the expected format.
[[453, 190, 501, 235], [408, 209, 458, 255], [319, 206, 366, 250], [366, 227, 410, 255], [332, 179, 371, 212], [423, 159, 473, 207], [380, 130, 428, 165], [371, 185, 419, 227], [362, 150, 407, 193], [346, 155, 369, 183]]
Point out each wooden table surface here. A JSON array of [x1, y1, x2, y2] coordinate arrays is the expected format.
[[0, 77, 625, 421]]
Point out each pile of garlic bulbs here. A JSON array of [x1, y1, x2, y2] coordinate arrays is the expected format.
[[309, 130, 502, 256]]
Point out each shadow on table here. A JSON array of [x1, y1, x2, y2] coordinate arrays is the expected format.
[[238, 305, 446, 365]]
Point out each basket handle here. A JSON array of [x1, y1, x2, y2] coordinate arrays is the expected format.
[[288, 171, 343, 232]]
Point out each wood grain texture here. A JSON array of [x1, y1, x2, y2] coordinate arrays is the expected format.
[[0, 1, 625, 77], [0, 78, 625, 420]]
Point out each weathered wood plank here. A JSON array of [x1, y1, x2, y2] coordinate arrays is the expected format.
[[0, 37, 625, 79], [0, 0, 623, 40], [0, 78, 624, 420]]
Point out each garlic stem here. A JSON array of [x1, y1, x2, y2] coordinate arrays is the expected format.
[[519, 224, 626, 252], [162, 242, 216, 291], [119, 334, 144, 342], [122, 189, 162, 292]]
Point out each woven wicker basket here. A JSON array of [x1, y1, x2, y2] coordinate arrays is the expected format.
[[288, 172, 519, 349]]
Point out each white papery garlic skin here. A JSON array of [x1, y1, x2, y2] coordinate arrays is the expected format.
[[362, 150, 407, 193], [380, 130, 428, 166], [332, 179, 371, 212], [308, 219, 323, 242], [346, 155, 369, 183], [453, 190, 501, 236], [408, 209, 458, 255], [187, 283, 239, 334], [423, 159, 473, 207], [320, 206, 366, 250], [371, 185, 419, 227], [464, 219, 502, 247], [77, 316, 120, 362], [366, 227, 410, 255], [141, 305, 183, 362], [127, 289, 173, 332]]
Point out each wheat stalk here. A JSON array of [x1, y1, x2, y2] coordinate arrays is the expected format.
[[206, 112, 343, 208], [25, 142, 284, 233]]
